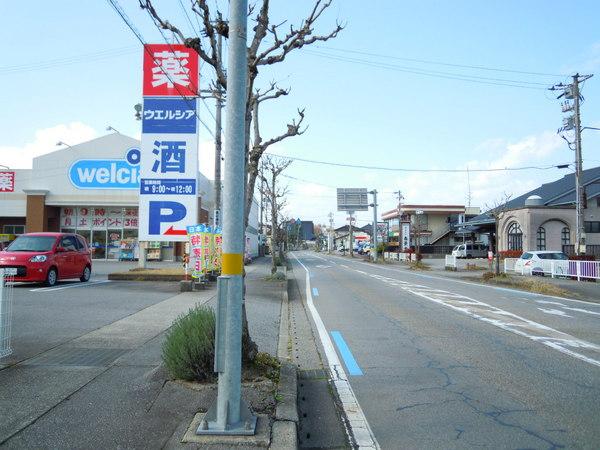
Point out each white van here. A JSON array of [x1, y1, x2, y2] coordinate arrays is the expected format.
[[451, 243, 488, 259]]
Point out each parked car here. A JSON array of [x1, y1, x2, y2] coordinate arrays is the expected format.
[[0, 232, 92, 286], [451, 243, 488, 259], [513, 250, 568, 276]]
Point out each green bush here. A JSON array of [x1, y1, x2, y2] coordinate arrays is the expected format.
[[162, 305, 216, 382]]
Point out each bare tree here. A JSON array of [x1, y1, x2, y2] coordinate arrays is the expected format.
[[261, 155, 291, 274], [139, 0, 343, 227], [485, 193, 513, 275]]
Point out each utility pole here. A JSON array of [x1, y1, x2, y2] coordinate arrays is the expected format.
[[213, 18, 224, 227], [551, 73, 593, 255], [328, 212, 334, 253], [198, 0, 256, 436], [348, 211, 354, 257], [370, 190, 378, 261]]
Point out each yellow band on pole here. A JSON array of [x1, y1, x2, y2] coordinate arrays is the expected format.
[[222, 253, 244, 275]]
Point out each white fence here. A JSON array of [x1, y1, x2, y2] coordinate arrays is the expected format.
[[504, 258, 600, 281], [445, 255, 457, 270], [0, 269, 14, 359]]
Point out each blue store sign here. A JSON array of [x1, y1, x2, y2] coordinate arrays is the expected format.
[[69, 148, 141, 189], [142, 98, 197, 134]]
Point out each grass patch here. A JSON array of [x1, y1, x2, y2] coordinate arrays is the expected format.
[[465, 263, 488, 271], [265, 271, 286, 281], [481, 272, 574, 297], [408, 261, 430, 271], [162, 305, 216, 382], [252, 352, 281, 384]]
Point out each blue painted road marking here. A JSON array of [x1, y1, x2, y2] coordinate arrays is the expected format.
[[312, 287, 319, 297], [331, 331, 363, 376]]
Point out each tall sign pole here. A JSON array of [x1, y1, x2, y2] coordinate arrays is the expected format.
[[198, 0, 256, 436]]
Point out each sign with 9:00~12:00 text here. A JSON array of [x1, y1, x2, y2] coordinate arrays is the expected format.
[[138, 43, 200, 242], [337, 188, 369, 211]]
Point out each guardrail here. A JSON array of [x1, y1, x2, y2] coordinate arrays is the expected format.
[[0, 269, 14, 359], [504, 258, 600, 281], [445, 255, 457, 271], [503, 258, 519, 273]]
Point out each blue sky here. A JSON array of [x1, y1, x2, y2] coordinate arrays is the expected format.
[[1, 1, 599, 228]]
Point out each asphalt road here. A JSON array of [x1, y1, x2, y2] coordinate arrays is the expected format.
[[290, 251, 600, 449]]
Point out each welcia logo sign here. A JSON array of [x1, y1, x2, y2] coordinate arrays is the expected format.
[[69, 148, 141, 189]]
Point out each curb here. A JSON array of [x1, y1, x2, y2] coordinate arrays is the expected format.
[[270, 268, 298, 450], [107, 272, 185, 281]]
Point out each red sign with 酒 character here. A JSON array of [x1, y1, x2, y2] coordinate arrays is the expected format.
[[143, 44, 199, 97], [0, 171, 15, 192]]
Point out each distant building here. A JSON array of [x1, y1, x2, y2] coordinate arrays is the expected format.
[[466, 166, 600, 255], [381, 204, 481, 251]]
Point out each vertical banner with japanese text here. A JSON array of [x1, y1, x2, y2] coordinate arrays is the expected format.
[[139, 43, 200, 242]]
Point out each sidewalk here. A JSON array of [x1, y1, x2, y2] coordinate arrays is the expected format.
[[0, 257, 284, 449]]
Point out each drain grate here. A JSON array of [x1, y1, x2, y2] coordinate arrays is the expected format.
[[24, 347, 129, 367], [298, 369, 328, 380]]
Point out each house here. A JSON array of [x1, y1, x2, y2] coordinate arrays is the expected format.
[[381, 204, 481, 251], [465, 166, 600, 255], [332, 224, 371, 250]]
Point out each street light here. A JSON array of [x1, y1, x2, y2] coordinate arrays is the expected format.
[[134, 103, 142, 120], [56, 141, 72, 148], [106, 125, 120, 134], [0, 164, 9, 169]]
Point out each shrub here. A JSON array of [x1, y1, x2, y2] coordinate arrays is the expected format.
[[569, 255, 596, 261], [162, 305, 216, 382], [499, 250, 523, 259], [482, 271, 495, 281]]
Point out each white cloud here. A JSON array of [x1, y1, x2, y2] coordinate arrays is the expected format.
[[562, 41, 600, 74], [0, 122, 98, 169], [373, 131, 565, 213], [198, 138, 217, 179]]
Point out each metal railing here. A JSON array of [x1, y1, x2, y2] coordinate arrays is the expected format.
[[0, 269, 14, 359], [504, 258, 600, 281], [562, 244, 600, 256]]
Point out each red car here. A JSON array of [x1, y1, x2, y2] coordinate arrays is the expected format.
[[0, 232, 92, 286]]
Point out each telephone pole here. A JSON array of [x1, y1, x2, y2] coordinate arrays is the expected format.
[[198, 0, 256, 436], [213, 17, 224, 227], [348, 211, 354, 257], [551, 73, 593, 255], [369, 190, 378, 261], [328, 212, 334, 253]]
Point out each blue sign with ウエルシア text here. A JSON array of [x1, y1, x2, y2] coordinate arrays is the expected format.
[[140, 178, 196, 195], [142, 98, 197, 134]]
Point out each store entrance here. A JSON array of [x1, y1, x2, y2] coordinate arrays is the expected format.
[[92, 230, 106, 259]]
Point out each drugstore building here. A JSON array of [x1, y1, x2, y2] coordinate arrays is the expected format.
[[0, 133, 259, 260]]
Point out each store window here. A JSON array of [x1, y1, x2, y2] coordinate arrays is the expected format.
[[584, 221, 600, 233], [561, 227, 570, 245], [60, 206, 139, 260], [507, 221, 523, 251], [3, 225, 25, 235], [536, 226, 546, 251]]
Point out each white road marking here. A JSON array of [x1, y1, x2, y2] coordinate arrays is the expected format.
[[538, 308, 573, 318], [340, 265, 600, 369], [536, 300, 567, 307], [316, 264, 332, 269], [30, 280, 111, 292], [292, 253, 379, 449], [326, 253, 600, 307], [562, 306, 600, 317]]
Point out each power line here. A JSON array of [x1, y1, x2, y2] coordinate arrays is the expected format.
[[0, 46, 138, 75], [315, 45, 567, 78], [305, 50, 549, 90], [268, 153, 570, 173], [105, 0, 215, 137]]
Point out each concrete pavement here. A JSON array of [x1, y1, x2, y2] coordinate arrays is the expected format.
[[0, 257, 284, 449], [290, 251, 600, 449]]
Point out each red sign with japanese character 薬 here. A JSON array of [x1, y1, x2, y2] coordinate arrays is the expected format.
[[143, 44, 199, 97], [0, 171, 15, 192]]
